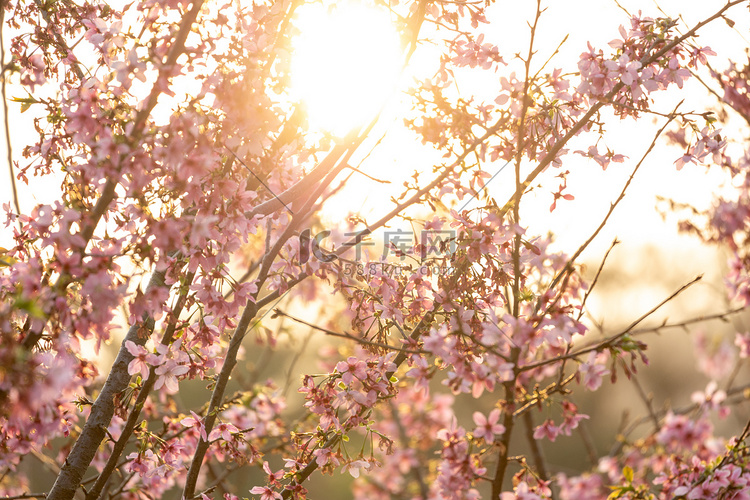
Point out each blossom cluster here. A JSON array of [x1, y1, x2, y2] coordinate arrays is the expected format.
[[1, 0, 750, 499]]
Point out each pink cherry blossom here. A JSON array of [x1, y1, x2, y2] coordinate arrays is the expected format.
[[313, 447, 340, 467], [207, 421, 239, 442], [180, 411, 208, 441], [472, 409, 505, 444], [578, 352, 610, 391], [4, 1, 750, 499], [249, 486, 282, 500], [532, 419, 559, 442], [500, 481, 544, 500], [125, 340, 152, 380]]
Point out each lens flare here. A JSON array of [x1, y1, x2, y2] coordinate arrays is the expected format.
[[290, 3, 403, 136]]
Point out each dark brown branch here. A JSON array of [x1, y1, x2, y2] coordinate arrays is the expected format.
[[624, 360, 660, 433], [492, 366, 519, 500]]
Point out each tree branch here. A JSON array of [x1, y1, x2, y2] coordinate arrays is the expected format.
[[47, 269, 169, 500], [85, 271, 196, 500]]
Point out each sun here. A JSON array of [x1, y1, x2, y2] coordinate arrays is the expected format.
[[290, 2, 403, 136]]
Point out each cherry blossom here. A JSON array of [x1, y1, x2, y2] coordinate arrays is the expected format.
[[472, 409, 506, 444], [2, 0, 750, 499]]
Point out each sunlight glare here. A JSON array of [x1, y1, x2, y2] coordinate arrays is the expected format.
[[290, 3, 403, 136]]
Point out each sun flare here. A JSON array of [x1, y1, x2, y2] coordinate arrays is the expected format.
[[290, 2, 403, 136]]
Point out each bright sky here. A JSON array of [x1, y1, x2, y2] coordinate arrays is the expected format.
[[308, 0, 750, 258], [281, 0, 749, 335], [0, 0, 746, 424], [289, 2, 403, 135], [487, 0, 749, 255], [2, 0, 749, 264]]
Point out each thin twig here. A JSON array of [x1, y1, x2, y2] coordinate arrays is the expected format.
[[0, 7, 20, 222], [522, 411, 551, 486], [537, 102, 681, 318], [273, 309, 424, 354], [624, 359, 660, 432], [577, 238, 620, 322], [577, 419, 599, 467], [224, 143, 294, 215], [520, 275, 703, 373], [611, 381, 750, 456], [628, 306, 747, 336]]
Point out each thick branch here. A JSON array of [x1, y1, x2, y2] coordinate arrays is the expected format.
[[47, 269, 169, 500], [22, 0, 206, 352], [491, 365, 519, 500], [181, 209, 308, 497], [86, 271, 196, 500], [181, 300, 259, 499]]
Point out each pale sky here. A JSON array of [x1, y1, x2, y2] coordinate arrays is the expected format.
[[2, 0, 748, 260]]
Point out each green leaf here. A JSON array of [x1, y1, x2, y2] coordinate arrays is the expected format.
[[623, 465, 634, 483], [10, 95, 40, 113], [14, 296, 45, 318], [607, 489, 622, 500], [0, 247, 17, 267]]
